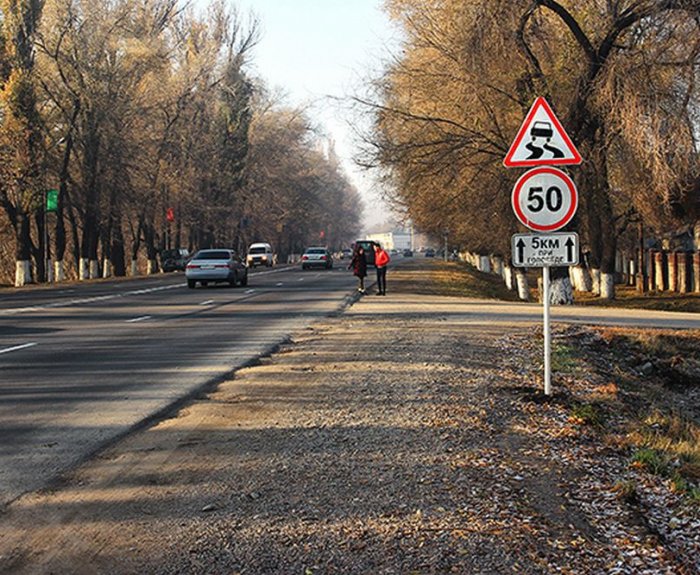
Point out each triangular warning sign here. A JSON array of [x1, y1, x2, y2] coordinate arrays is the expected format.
[[503, 97, 582, 168]]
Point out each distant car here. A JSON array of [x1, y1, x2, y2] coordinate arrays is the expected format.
[[185, 249, 248, 288], [403, 249, 413, 257], [424, 248, 435, 257], [301, 247, 333, 270], [340, 249, 353, 260], [353, 240, 379, 266], [246, 242, 274, 268], [161, 248, 190, 272]]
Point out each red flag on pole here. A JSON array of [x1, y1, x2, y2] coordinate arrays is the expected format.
[[166, 207, 175, 222]]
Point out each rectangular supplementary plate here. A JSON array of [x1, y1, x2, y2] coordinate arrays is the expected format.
[[511, 232, 579, 267]]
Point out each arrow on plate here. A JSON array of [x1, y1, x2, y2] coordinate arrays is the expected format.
[[565, 237, 575, 262], [516, 238, 526, 264]]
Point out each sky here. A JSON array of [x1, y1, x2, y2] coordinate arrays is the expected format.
[[230, 0, 402, 232]]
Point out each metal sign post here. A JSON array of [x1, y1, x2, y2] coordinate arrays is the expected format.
[[542, 265, 551, 395], [505, 97, 583, 396]]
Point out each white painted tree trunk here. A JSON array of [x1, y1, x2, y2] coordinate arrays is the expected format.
[[79, 258, 89, 280], [15, 260, 32, 286], [590, 268, 601, 296], [504, 265, 515, 291], [515, 269, 529, 301], [54, 260, 66, 283], [479, 255, 491, 273], [46, 259, 54, 283], [600, 272, 615, 300], [492, 256, 504, 277], [130, 259, 139, 276], [569, 265, 592, 292], [103, 259, 113, 278], [147, 259, 158, 275], [89, 259, 100, 279], [550, 276, 574, 304]]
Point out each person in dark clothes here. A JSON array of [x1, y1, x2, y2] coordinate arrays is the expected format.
[[349, 245, 368, 293]]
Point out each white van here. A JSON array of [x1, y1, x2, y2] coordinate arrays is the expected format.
[[246, 242, 274, 267]]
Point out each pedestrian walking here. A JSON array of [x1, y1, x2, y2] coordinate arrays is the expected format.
[[373, 243, 390, 295], [349, 245, 368, 293]]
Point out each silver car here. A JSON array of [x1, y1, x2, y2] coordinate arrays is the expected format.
[[301, 247, 333, 270], [185, 249, 248, 289]]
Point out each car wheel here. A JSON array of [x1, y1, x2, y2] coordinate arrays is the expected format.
[[201, 281, 208, 287], [187, 279, 196, 289]]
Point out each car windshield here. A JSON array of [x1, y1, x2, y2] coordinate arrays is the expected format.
[[249, 247, 267, 254], [195, 250, 231, 260], [306, 248, 326, 254]]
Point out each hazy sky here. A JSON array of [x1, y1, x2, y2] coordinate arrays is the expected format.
[[232, 0, 401, 231]]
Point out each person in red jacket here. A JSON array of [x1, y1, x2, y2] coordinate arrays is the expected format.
[[373, 243, 390, 295]]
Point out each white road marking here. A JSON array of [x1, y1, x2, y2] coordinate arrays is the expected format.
[[245, 289, 255, 294], [200, 300, 214, 306], [276, 282, 283, 286], [126, 315, 152, 323], [0, 342, 38, 355], [1, 283, 183, 316]]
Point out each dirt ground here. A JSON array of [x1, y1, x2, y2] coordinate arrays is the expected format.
[[0, 264, 698, 574]]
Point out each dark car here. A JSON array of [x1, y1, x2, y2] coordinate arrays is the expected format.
[[301, 247, 333, 270], [424, 248, 435, 257], [161, 248, 190, 272], [185, 249, 248, 288], [354, 240, 379, 266], [403, 248, 413, 257]]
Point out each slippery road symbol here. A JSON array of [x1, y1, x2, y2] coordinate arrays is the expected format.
[[503, 97, 582, 168], [525, 121, 564, 160]]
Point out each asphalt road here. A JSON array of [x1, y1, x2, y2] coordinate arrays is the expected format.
[[1, 259, 697, 509], [0, 263, 359, 507]]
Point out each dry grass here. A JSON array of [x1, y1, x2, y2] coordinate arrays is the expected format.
[[402, 258, 700, 502], [574, 285, 700, 313]]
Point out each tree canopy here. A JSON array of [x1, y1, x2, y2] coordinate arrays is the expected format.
[[361, 0, 699, 298]]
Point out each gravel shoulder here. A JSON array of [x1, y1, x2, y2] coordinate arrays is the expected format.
[[0, 263, 698, 574]]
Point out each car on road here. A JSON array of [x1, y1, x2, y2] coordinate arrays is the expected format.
[[246, 242, 274, 268], [185, 249, 248, 288], [161, 248, 190, 272], [403, 248, 413, 257], [424, 248, 435, 257], [301, 247, 333, 270]]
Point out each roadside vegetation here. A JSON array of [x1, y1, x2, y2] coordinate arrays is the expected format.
[[358, 1, 699, 302], [394, 257, 700, 505], [0, 0, 363, 287]]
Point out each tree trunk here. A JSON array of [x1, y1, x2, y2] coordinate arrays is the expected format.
[[550, 274, 574, 304], [14, 211, 33, 286], [515, 268, 529, 301], [569, 265, 591, 292], [112, 222, 126, 277]]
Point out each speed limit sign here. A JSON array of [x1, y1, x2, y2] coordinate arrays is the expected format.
[[511, 167, 578, 232]]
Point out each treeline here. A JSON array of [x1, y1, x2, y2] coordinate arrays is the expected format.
[[0, 0, 362, 286], [360, 0, 699, 300]]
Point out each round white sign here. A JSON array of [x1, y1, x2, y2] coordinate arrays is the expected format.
[[511, 167, 578, 232]]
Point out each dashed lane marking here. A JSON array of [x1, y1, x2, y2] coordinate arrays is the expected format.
[[126, 315, 152, 323], [0, 342, 38, 355]]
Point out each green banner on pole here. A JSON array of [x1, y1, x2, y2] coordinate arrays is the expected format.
[[46, 189, 58, 212]]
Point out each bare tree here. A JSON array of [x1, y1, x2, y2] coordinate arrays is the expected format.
[[361, 0, 700, 300]]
